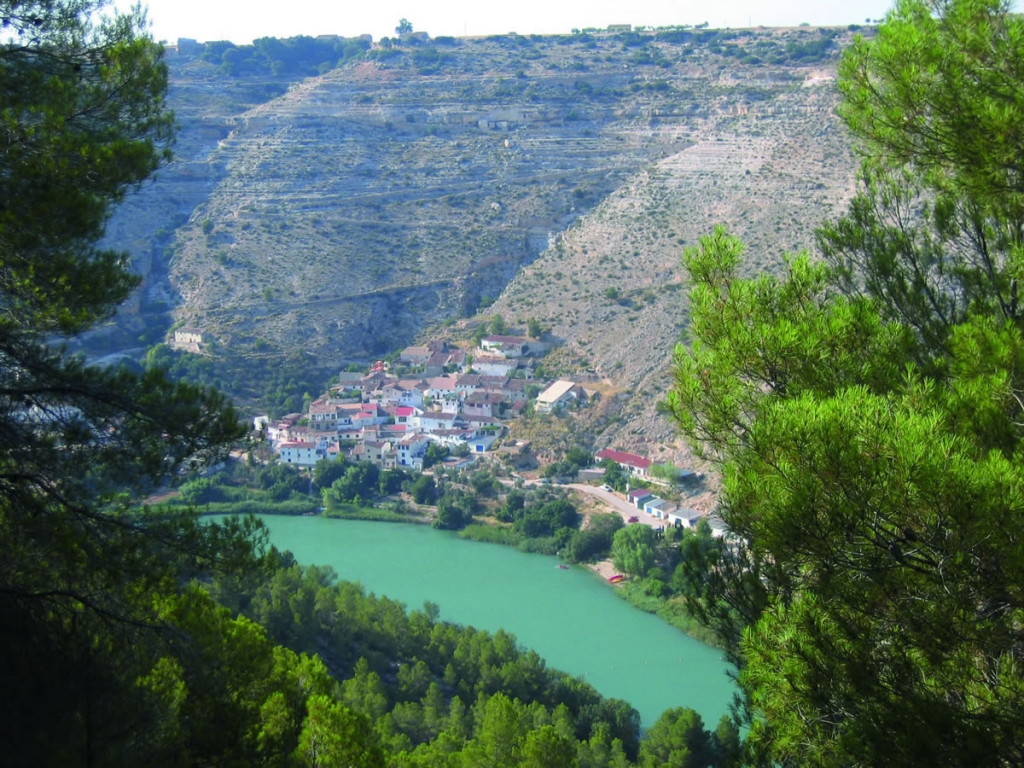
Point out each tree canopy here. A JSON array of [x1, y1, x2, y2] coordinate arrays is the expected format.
[[0, 1, 364, 761], [666, 1, 1024, 764]]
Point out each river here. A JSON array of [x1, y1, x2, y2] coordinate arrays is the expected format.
[[249, 514, 736, 728]]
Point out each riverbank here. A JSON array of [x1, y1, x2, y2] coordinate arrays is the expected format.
[[588, 558, 620, 581], [586, 558, 722, 648], [324, 503, 430, 524]]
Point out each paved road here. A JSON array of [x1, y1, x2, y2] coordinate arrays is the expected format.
[[566, 484, 661, 528], [511, 475, 660, 528]]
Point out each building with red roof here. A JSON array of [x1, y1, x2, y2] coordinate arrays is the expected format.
[[596, 448, 652, 478]]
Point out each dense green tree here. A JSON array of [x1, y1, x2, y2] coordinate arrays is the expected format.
[[565, 447, 594, 469], [497, 489, 527, 522], [638, 707, 712, 768], [521, 724, 579, 767], [470, 470, 502, 497], [611, 524, 658, 577], [423, 441, 450, 468], [599, 459, 628, 491], [577, 721, 631, 768], [515, 498, 580, 538], [325, 461, 380, 504], [542, 458, 579, 479], [0, 0, 172, 336], [313, 456, 348, 489], [409, 474, 438, 505], [296, 694, 383, 767], [649, 462, 683, 483], [670, 520, 718, 597], [565, 513, 624, 563], [465, 693, 524, 766], [217, 561, 663, 765], [0, 0, 297, 760], [665, 1, 1024, 764], [380, 467, 410, 495], [434, 490, 478, 530], [709, 716, 741, 768]]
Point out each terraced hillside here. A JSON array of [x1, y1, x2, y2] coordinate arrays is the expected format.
[[492, 77, 857, 468], [96, 26, 866, 415]]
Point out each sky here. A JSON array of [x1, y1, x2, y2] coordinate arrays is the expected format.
[[117, 0, 899, 46]]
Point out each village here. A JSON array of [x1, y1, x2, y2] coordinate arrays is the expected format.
[[257, 333, 559, 470], [253, 330, 717, 533]]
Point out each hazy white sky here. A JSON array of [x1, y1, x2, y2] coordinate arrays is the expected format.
[[120, 0, 899, 46]]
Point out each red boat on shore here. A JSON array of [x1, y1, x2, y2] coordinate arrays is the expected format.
[[607, 574, 626, 584]]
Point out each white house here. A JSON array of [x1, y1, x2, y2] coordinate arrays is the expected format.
[[375, 379, 428, 408], [535, 380, 584, 414], [415, 411, 459, 432], [471, 355, 518, 377], [462, 391, 503, 418], [667, 508, 705, 528], [465, 433, 498, 453], [350, 405, 388, 429], [643, 497, 666, 517], [277, 441, 318, 467], [394, 405, 421, 426], [480, 335, 529, 358], [399, 345, 432, 365], [309, 399, 345, 431], [397, 434, 430, 470], [173, 327, 204, 345], [351, 439, 394, 468], [426, 375, 460, 401]]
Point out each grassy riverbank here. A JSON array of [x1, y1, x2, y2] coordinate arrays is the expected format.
[[612, 580, 723, 648], [323, 503, 428, 524], [194, 498, 318, 516], [457, 522, 561, 555]]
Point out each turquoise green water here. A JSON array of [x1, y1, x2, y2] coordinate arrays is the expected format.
[[250, 514, 736, 727]]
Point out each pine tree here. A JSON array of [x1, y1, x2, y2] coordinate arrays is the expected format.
[[666, 1, 1024, 764]]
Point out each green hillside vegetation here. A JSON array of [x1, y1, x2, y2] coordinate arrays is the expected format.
[[197, 35, 372, 77], [667, 0, 1024, 763], [210, 558, 743, 766]]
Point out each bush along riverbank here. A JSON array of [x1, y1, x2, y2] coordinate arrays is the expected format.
[[603, 519, 727, 648]]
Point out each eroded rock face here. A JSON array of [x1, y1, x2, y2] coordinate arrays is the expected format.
[[100, 28, 861, 404]]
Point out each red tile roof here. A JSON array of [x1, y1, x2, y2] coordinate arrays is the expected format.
[[596, 448, 652, 469]]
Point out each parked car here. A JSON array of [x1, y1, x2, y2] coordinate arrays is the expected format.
[[628, 516, 639, 523]]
